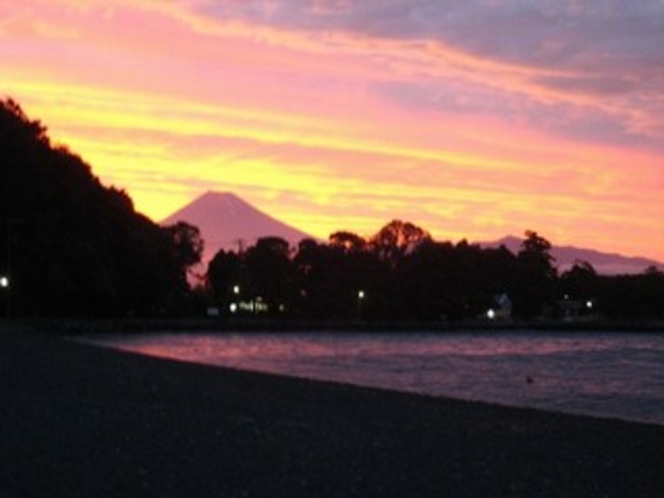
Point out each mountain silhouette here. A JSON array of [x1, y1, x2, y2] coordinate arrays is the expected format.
[[480, 235, 661, 275], [163, 191, 661, 276], [162, 191, 314, 265]]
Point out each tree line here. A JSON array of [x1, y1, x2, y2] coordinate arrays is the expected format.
[[2, 97, 663, 321], [205, 225, 664, 322]]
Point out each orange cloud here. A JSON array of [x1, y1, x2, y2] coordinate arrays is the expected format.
[[3, 1, 663, 263]]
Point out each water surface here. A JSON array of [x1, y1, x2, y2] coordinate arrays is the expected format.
[[85, 330, 664, 426]]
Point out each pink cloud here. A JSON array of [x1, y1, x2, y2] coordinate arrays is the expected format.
[[2, 0, 663, 262]]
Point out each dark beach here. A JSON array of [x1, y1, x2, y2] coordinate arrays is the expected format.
[[1, 327, 663, 497]]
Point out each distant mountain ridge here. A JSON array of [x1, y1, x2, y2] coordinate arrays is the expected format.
[[480, 235, 661, 275], [161, 191, 314, 265], [162, 192, 661, 275]]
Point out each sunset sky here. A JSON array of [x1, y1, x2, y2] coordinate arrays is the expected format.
[[2, 0, 663, 261]]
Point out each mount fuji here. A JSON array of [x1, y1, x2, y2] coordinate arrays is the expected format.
[[161, 191, 314, 265], [162, 191, 661, 276]]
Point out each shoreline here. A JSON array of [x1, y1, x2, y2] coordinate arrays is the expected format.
[[1, 328, 663, 497], [78, 328, 664, 429], [4, 316, 663, 336]]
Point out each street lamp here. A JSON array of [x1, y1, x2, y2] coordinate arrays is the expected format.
[[357, 290, 365, 319], [230, 285, 240, 315], [1, 275, 9, 318]]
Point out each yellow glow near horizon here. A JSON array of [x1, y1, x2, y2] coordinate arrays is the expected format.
[[2, 1, 663, 262]]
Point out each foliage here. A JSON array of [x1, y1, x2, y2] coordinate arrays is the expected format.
[[4, 97, 662, 321], [370, 219, 431, 266], [596, 266, 664, 319], [205, 225, 664, 322], [1, 98, 194, 317], [512, 230, 558, 318], [209, 225, 481, 320], [162, 221, 204, 274]]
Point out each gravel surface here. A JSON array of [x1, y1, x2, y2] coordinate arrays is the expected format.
[[1, 329, 663, 497]]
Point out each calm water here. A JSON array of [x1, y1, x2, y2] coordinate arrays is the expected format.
[[84, 331, 664, 426]]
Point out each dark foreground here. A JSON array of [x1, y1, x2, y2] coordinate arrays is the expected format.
[[1, 329, 663, 497]]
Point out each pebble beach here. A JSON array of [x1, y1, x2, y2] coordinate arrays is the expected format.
[[1, 327, 663, 497]]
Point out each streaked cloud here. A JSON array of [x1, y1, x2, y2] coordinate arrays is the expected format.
[[2, 0, 663, 261]]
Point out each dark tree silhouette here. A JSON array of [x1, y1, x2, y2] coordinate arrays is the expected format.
[[1, 98, 193, 317], [6, 97, 660, 322], [519, 230, 556, 278], [329, 231, 367, 252], [162, 221, 204, 276], [293, 238, 336, 319], [598, 266, 664, 319], [513, 230, 557, 318], [560, 261, 598, 300], [242, 237, 296, 316], [204, 222, 663, 323], [370, 219, 431, 266], [207, 249, 244, 314]]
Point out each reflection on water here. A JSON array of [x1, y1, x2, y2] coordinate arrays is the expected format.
[[85, 331, 664, 426]]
